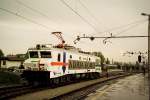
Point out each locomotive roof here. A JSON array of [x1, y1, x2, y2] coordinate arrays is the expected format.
[[28, 44, 97, 57]]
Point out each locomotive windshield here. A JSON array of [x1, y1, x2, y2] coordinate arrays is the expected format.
[[29, 51, 38, 58], [40, 51, 51, 58]]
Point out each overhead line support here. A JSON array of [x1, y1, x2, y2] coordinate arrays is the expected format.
[[74, 35, 149, 44], [141, 13, 150, 99]]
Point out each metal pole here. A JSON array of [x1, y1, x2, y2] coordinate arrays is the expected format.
[[141, 13, 150, 100], [148, 15, 150, 100]]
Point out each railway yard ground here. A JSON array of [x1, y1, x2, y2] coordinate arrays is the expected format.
[[84, 73, 149, 100], [10, 73, 136, 100]]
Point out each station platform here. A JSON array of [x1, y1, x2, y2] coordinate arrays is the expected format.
[[85, 73, 149, 100]]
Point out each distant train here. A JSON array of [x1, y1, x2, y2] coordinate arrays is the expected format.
[[22, 44, 102, 85], [103, 64, 124, 76]]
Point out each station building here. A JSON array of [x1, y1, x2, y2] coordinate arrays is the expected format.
[[0, 55, 25, 69]]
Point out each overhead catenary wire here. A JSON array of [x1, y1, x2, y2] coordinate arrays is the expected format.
[[14, 1, 147, 34], [0, 7, 85, 46], [15, 0, 50, 19], [60, 0, 148, 38], [113, 19, 147, 36], [16, 0, 108, 37], [78, 0, 108, 32], [79, 0, 147, 37], [15, 0, 147, 41], [15, 0, 85, 45], [68, 0, 148, 36], [15, 0, 62, 26], [70, 3, 147, 44], [61, 0, 145, 43], [0, 7, 57, 31], [60, 0, 100, 33], [74, 18, 147, 44], [100, 18, 147, 34], [81, 18, 147, 41], [102, 19, 147, 43], [6, 0, 148, 45], [94, 21, 147, 44]]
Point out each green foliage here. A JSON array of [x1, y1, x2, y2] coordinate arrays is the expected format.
[[92, 52, 105, 71], [92, 52, 105, 64], [114, 61, 122, 69], [105, 58, 110, 64], [16, 53, 28, 60], [0, 71, 21, 85], [0, 49, 4, 57]]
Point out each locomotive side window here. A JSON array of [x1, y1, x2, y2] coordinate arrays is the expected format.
[[40, 51, 51, 58], [29, 51, 38, 58], [58, 53, 61, 61]]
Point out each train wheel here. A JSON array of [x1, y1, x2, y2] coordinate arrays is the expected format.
[[81, 73, 85, 79], [53, 78, 60, 85], [66, 75, 71, 82], [76, 74, 80, 79], [85, 73, 90, 79], [60, 76, 66, 83], [90, 73, 95, 79], [50, 79, 55, 88]]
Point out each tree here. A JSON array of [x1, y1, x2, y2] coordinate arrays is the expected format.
[[0, 49, 4, 68], [92, 52, 105, 64], [105, 58, 110, 64], [0, 49, 4, 57], [92, 52, 105, 71], [114, 61, 122, 69], [135, 61, 140, 71]]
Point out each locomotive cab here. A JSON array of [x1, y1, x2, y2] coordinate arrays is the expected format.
[[24, 50, 52, 71]]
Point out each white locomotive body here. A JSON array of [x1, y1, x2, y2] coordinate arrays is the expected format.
[[22, 44, 101, 84]]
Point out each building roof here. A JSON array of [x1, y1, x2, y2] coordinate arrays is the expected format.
[[7, 56, 24, 61], [0, 56, 25, 61]]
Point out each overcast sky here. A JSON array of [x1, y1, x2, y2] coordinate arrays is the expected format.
[[0, 0, 149, 63]]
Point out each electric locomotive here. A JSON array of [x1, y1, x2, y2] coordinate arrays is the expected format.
[[22, 32, 102, 85]]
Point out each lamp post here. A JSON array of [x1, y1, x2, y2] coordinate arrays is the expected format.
[[141, 13, 150, 99]]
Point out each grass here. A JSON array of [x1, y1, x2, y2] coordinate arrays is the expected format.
[[0, 71, 21, 85]]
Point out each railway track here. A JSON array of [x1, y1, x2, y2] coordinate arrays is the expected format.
[[0, 84, 50, 100], [1, 72, 132, 100], [0, 85, 32, 99], [0, 77, 95, 99], [51, 73, 132, 100], [0, 76, 93, 99], [12, 73, 133, 100]]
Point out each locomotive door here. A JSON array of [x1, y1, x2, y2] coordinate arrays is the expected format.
[[62, 52, 66, 73]]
